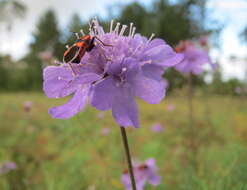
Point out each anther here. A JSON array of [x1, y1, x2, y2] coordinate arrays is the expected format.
[[80, 29, 85, 36], [122, 67, 127, 72], [119, 25, 128, 36], [131, 27, 136, 37], [110, 20, 114, 33], [75, 33, 80, 39], [114, 22, 121, 34], [148, 33, 155, 43], [66, 45, 69, 49], [54, 60, 60, 65], [129, 22, 133, 36]]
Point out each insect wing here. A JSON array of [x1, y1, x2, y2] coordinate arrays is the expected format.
[[63, 45, 80, 63]]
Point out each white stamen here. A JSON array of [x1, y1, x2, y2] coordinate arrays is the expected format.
[[110, 19, 114, 33], [148, 33, 155, 43], [80, 29, 85, 36], [129, 22, 133, 36], [88, 22, 93, 35], [54, 60, 60, 65], [114, 22, 120, 34], [122, 67, 127, 72], [75, 33, 80, 39], [93, 26, 97, 34], [66, 45, 69, 49], [131, 27, 136, 37], [119, 25, 128, 36]]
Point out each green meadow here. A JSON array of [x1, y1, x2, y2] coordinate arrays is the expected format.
[[1, 92, 247, 190]]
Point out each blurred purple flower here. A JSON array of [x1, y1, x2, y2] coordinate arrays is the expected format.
[[38, 51, 54, 62], [43, 19, 183, 128], [166, 103, 175, 112], [23, 101, 32, 112], [121, 158, 161, 190], [175, 40, 212, 75], [0, 161, 17, 175], [151, 123, 164, 132], [101, 127, 110, 136], [97, 112, 105, 119], [235, 87, 242, 94]]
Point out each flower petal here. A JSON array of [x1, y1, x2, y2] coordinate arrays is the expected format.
[[72, 73, 101, 85], [121, 172, 146, 190], [142, 64, 164, 81], [91, 77, 116, 110], [132, 74, 166, 104], [146, 38, 166, 48], [145, 159, 161, 186], [147, 171, 161, 186], [43, 66, 77, 98], [112, 87, 139, 128], [49, 86, 89, 119]]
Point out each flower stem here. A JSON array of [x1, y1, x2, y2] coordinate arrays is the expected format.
[[188, 73, 194, 129], [120, 127, 136, 190], [188, 73, 198, 171]]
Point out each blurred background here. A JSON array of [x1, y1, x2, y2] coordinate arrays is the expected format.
[[0, 0, 247, 189]]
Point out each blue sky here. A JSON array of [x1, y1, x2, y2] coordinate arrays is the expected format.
[[0, 0, 246, 80]]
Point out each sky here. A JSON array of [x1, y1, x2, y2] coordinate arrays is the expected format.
[[0, 0, 247, 80]]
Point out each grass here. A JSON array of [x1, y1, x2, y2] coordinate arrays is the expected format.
[[0, 92, 247, 190]]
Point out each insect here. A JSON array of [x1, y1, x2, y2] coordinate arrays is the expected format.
[[63, 22, 112, 64], [63, 34, 95, 64]]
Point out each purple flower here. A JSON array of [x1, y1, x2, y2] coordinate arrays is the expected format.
[[0, 161, 17, 175], [38, 51, 54, 62], [235, 87, 242, 94], [175, 40, 211, 75], [23, 101, 32, 112], [166, 103, 175, 112], [43, 19, 183, 128], [101, 127, 110, 136], [96, 112, 105, 119], [121, 158, 161, 190], [151, 123, 164, 132]]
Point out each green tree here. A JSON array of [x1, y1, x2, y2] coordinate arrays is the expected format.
[[115, 0, 216, 91], [30, 9, 62, 57], [24, 9, 63, 90], [0, 55, 8, 90], [0, 0, 26, 31], [118, 2, 149, 35], [65, 13, 84, 46]]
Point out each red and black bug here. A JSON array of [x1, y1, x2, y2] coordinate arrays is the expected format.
[[63, 21, 112, 65], [63, 34, 96, 64]]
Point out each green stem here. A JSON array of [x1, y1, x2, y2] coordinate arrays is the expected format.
[[120, 127, 136, 190]]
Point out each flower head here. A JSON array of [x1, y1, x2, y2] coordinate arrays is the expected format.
[[96, 111, 105, 119], [151, 123, 164, 132], [166, 103, 175, 112], [175, 40, 211, 75], [0, 161, 17, 175], [43, 19, 183, 128], [121, 158, 161, 190], [23, 101, 33, 112], [101, 127, 110, 136]]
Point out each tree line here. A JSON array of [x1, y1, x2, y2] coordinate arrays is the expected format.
[[0, 0, 245, 95]]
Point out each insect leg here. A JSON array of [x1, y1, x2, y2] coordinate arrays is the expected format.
[[94, 36, 113, 47]]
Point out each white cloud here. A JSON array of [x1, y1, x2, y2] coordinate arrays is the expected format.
[[212, 0, 247, 10]]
